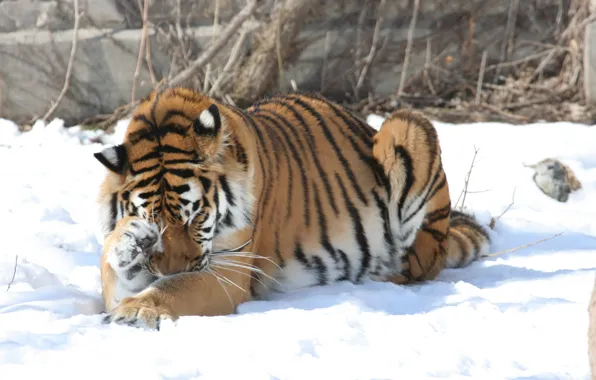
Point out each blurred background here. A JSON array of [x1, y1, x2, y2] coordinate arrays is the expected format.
[[0, 0, 594, 128]]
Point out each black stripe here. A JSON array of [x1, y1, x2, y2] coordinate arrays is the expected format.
[[213, 181, 221, 232], [312, 183, 338, 262], [402, 169, 445, 224], [161, 109, 192, 124], [159, 123, 188, 137], [172, 184, 191, 194], [226, 106, 271, 229], [252, 111, 294, 223], [109, 193, 117, 231], [451, 232, 468, 267], [421, 225, 448, 242], [394, 146, 415, 221], [254, 108, 310, 227], [167, 168, 195, 178], [221, 211, 234, 228], [198, 176, 212, 192], [274, 231, 286, 268], [137, 190, 159, 199], [345, 133, 385, 188], [219, 175, 236, 207], [336, 249, 351, 281], [133, 151, 161, 164], [160, 145, 196, 155], [302, 93, 376, 140], [231, 135, 249, 170], [458, 227, 480, 257], [311, 255, 328, 285], [294, 242, 310, 268], [251, 114, 284, 225], [132, 171, 162, 190], [406, 246, 425, 278], [372, 190, 396, 258], [267, 99, 339, 215], [290, 96, 369, 206], [425, 204, 451, 225], [164, 158, 204, 165], [335, 173, 371, 282], [129, 163, 160, 176]]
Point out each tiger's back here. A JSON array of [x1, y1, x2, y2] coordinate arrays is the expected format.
[[244, 94, 396, 293]]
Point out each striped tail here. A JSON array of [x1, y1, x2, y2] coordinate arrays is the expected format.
[[444, 210, 491, 268]]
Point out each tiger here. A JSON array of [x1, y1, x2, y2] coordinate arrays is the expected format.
[[94, 87, 491, 330]]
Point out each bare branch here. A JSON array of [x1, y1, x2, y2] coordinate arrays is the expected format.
[[145, 23, 157, 87], [475, 50, 488, 105], [41, 0, 81, 122], [167, 0, 260, 89], [482, 233, 562, 258], [208, 29, 249, 97], [131, 0, 149, 102], [455, 146, 480, 211], [489, 187, 516, 229], [203, 0, 221, 93], [397, 0, 420, 97], [321, 30, 330, 92], [276, 9, 286, 91], [355, 0, 386, 98]]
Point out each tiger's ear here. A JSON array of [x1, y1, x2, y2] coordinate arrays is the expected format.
[[94, 144, 128, 174], [193, 104, 222, 136]]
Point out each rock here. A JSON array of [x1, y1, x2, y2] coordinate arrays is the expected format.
[[525, 158, 582, 202]]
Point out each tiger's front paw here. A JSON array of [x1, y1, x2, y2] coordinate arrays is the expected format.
[[106, 217, 162, 287], [103, 293, 177, 331]]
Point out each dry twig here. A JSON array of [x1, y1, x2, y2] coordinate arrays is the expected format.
[[475, 50, 488, 105], [355, 0, 386, 98], [397, 0, 420, 97], [481, 233, 563, 258], [131, 0, 150, 102], [203, 0, 221, 93], [455, 146, 480, 211], [41, 0, 81, 122], [208, 29, 249, 97], [489, 187, 516, 229]]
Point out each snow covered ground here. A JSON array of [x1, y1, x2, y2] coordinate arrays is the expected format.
[[0, 115, 595, 379]]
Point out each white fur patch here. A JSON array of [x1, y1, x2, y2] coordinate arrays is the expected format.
[[199, 109, 216, 129]]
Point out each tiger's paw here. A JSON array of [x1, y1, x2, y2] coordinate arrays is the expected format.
[[103, 294, 177, 331], [107, 217, 163, 283]]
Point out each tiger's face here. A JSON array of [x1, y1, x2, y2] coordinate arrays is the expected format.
[[95, 93, 233, 275]]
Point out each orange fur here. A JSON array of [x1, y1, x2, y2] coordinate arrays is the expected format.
[[95, 88, 490, 329]]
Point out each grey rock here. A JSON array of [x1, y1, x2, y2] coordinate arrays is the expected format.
[[525, 158, 582, 202]]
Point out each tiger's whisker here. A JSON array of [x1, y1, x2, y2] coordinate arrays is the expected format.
[[213, 252, 281, 270], [207, 270, 235, 308], [210, 263, 270, 290], [209, 267, 246, 292], [211, 259, 281, 285]]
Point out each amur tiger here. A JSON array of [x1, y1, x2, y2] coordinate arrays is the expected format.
[[94, 87, 490, 330]]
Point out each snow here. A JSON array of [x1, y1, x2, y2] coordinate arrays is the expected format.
[[1, 114, 595, 379]]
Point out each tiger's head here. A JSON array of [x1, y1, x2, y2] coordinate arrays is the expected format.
[[94, 88, 253, 275]]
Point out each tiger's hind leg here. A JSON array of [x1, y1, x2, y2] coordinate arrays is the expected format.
[[372, 110, 451, 283]]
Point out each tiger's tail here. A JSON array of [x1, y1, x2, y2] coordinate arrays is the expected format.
[[444, 209, 491, 268], [372, 109, 490, 282]]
